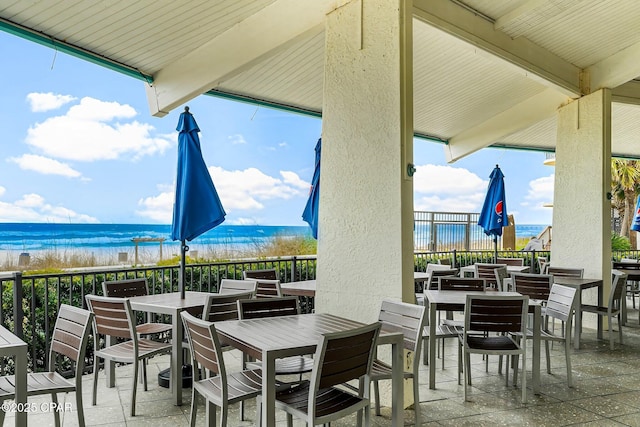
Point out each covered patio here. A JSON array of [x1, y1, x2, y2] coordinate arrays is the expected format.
[[3, 0, 640, 423]]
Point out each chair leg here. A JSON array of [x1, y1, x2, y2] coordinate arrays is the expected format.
[[51, 392, 62, 427], [463, 349, 470, 401], [413, 374, 421, 426], [609, 315, 615, 350], [422, 337, 428, 366], [0, 400, 5, 426], [373, 380, 381, 416], [618, 313, 623, 347], [92, 355, 99, 406], [545, 340, 551, 374], [505, 353, 511, 386], [565, 337, 573, 388], [207, 400, 216, 427], [218, 403, 227, 427], [131, 360, 139, 417], [190, 387, 198, 427], [142, 358, 148, 391]]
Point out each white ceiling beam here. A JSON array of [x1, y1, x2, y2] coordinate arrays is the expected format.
[[612, 80, 640, 106], [587, 40, 640, 94], [494, 0, 552, 31], [146, 0, 347, 117], [413, 0, 581, 97], [444, 88, 571, 162]]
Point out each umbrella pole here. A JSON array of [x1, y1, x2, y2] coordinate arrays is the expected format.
[[180, 240, 188, 299], [493, 236, 498, 263]]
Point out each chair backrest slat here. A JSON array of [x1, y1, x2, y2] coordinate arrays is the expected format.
[[181, 312, 224, 376], [218, 279, 257, 297], [546, 267, 584, 278], [474, 263, 507, 287], [438, 277, 485, 291], [512, 273, 553, 301], [466, 296, 528, 333], [237, 297, 299, 319], [86, 296, 133, 339], [426, 269, 458, 290], [545, 284, 577, 323], [202, 291, 253, 323], [254, 279, 282, 299], [50, 304, 93, 365], [102, 278, 149, 298], [496, 257, 525, 266], [313, 322, 381, 390], [243, 269, 279, 280], [378, 300, 426, 352]]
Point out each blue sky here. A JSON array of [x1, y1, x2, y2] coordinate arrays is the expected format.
[[0, 31, 554, 226]]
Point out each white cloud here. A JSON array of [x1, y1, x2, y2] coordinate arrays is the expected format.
[[279, 142, 288, 147], [0, 192, 98, 223], [26, 92, 76, 112], [9, 154, 82, 178], [523, 174, 555, 210], [413, 164, 488, 212], [25, 97, 173, 162], [228, 134, 247, 145], [0, 186, 5, 197], [230, 217, 258, 225], [136, 167, 309, 222]]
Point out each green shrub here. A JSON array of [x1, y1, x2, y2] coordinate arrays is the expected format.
[[612, 233, 631, 251]]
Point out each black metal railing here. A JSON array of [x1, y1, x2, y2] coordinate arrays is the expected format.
[[3, 248, 640, 374]]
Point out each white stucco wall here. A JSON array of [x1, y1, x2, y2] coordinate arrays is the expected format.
[[553, 89, 612, 314]]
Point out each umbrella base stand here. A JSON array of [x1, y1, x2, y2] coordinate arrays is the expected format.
[[158, 365, 199, 389]]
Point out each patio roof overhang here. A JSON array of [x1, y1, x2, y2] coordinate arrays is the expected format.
[[3, 0, 640, 161]]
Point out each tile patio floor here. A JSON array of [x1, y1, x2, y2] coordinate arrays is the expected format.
[[5, 308, 640, 426]]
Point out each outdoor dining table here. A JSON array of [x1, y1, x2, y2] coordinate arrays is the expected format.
[[552, 277, 603, 349], [424, 289, 541, 395], [280, 279, 316, 297], [458, 264, 530, 277], [0, 326, 27, 426], [128, 291, 211, 406], [216, 312, 404, 427]]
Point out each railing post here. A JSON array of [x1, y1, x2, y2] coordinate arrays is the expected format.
[[452, 249, 457, 269], [291, 256, 298, 281], [532, 250, 537, 273], [12, 272, 23, 339]]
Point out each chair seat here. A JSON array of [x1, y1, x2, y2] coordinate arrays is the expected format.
[[465, 335, 519, 351], [136, 322, 172, 336], [95, 338, 171, 363], [0, 373, 76, 398], [246, 356, 314, 375], [194, 369, 265, 405], [275, 381, 366, 420]]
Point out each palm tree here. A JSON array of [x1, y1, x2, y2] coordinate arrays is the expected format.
[[611, 159, 640, 247]]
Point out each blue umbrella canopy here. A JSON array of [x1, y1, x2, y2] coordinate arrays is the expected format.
[[302, 138, 321, 239], [478, 165, 506, 261], [171, 107, 226, 242], [631, 195, 640, 232], [171, 107, 225, 298]]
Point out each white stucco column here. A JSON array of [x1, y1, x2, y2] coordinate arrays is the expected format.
[[553, 89, 612, 317], [317, 0, 414, 318]]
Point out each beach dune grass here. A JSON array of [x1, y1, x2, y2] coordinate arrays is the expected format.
[[1, 235, 318, 272]]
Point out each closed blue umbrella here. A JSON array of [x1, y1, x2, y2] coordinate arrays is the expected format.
[[302, 138, 321, 239], [631, 195, 640, 232], [171, 106, 226, 298], [478, 165, 507, 262]]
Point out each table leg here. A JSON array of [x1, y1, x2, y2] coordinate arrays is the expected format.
[[391, 334, 403, 426], [14, 344, 26, 427], [574, 290, 583, 350], [172, 311, 183, 406], [428, 301, 437, 389], [532, 305, 540, 395], [262, 351, 276, 427]]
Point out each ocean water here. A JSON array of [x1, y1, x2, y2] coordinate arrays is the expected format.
[[0, 223, 312, 254], [0, 223, 548, 254]]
